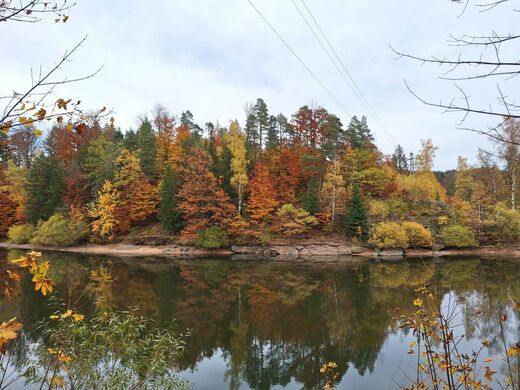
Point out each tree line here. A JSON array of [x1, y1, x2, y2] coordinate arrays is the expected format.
[[1, 98, 520, 248]]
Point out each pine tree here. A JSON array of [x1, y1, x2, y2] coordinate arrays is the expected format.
[[254, 98, 269, 151], [247, 162, 278, 222], [180, 110, 202, 136], [300, 177, 320, 215], [25, 154, 64, 223], [392, 144, 409, 173], [158, 164, 182, 232], [245, 112, 258, 160], [136, 119, 157, 182], [346, 115, 373, 149], [225, 120, 249, 215], [81, 134, 120, 194], [343, 185, 368, 240], [266, 115, 279, 151]]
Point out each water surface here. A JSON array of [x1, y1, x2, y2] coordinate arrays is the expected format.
[[1, 249, 519, 389]]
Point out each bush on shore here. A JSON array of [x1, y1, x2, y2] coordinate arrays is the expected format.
[[370, 222, 409, 250], [196, 226, 229, 248], [440, 225, 478, 248], [7, 224, 36, 244]]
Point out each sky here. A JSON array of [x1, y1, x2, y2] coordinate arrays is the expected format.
[[1, 0, 519, 170]]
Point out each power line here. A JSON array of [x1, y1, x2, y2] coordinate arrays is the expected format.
[[299, 0, 397, 144], [290, 1, 366, 117], [246, 0, 351, 116]]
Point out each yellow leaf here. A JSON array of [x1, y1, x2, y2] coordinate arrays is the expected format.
[[413, 298, 423, 307], [484, 366, 496, 382], [72, 313, 84, 321], [507, 346, 519, 357], [34, 129, 43, 137], [61, 309, 72, 319]]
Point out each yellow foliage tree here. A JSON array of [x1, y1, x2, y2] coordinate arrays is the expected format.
[[89, 180, 119, 241], [396, 172, 446, 204], [225, 120, 249, 215], [114, 148, 142, 189], [320, 159, 346, 224]]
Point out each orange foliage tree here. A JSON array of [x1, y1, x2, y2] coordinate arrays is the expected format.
[[247, 161, 278, 222], [128, 177, 158, 223], [178, 148, 235, 242], [0, 170, 18, 236]]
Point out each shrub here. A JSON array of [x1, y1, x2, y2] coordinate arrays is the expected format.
[[370, 222, 409, 249], [275, 204, 318, 236], [31, 214, 77, 246], [68, 207, 91, 243], [196, 226, 229, 248], [7, 224, 36, 244], [402, 221, 432, 248], [440, 225, 478, 248], [488, 203, 520, 244]]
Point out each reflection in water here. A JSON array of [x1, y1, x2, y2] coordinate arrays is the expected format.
[[1, 249, 519, 390]]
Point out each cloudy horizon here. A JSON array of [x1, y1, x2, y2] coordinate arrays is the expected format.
[[2, 0, 518, 170]]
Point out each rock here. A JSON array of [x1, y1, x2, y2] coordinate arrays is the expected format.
[[262, 246, 299, 259], [350, 246, 365, 254], [433, 243, 445, 251], [231, 246, 262, 254], [337, 246, 352, 255], [298, 248, 312, 258], [379, 249, 404, 257], [305, 245, 339, 256]]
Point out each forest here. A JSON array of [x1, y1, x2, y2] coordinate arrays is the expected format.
[[2, 99, 520, 250]]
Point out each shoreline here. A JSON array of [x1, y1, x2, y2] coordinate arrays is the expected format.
[[1, 242, 520, 260]]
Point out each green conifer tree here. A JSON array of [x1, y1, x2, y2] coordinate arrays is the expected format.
[[136, 119, 157, 182], [158, 164, 182, 233], [343, 185, 368, 240], [25, 154, 65, 223]]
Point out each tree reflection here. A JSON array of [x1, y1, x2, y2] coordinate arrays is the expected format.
[[1, 248, 518, 390]]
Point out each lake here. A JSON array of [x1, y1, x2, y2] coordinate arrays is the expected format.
[[1, 249, 519, 389]]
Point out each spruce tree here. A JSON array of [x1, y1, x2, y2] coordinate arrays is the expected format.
[[158, 165, 182, 233], [136, 119, 157, 182], [392, 144, 409, 173], [254, 98, 269, 150], [343, 185, 368, 240], [25, 154, 65, 223], [300, 178, 320, 215], [266, 115, 279, 151]]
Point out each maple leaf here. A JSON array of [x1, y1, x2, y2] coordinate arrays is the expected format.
[[484, 366, 496, 382]]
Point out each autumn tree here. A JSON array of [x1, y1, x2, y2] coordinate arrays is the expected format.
[[89, 180, 119, 241], [8, 125, 39, 168], [158, 164, 182, 233], [225, 120, 249, 215], [321, 160, 347, 225], [1, 160, 28, 221], [493, 118, 520, 210], [246, 162, 278, 222], [415, 138, 438, 172], [178, 148, 235, 242], [128, 177, 158, 223], [0, 170, 18, 236]]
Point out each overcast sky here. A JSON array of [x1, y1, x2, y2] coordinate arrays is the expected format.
[[2, 0, 519, 170]]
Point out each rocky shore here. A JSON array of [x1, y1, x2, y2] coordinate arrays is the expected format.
[[2, 241, 520, 260]]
